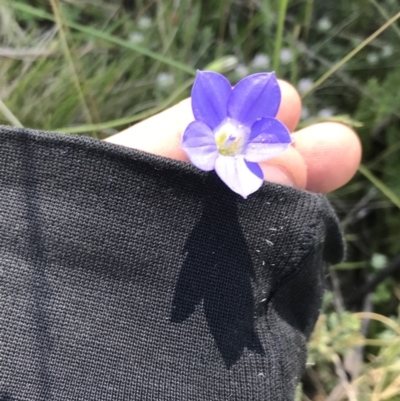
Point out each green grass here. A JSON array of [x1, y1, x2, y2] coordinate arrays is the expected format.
[[1, 0, 400, 399]]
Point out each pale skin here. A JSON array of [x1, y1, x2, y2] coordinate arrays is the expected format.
[[106, 80, 362, 193]]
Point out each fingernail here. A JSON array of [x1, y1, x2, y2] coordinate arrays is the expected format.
[[262, 166, 294, 187]]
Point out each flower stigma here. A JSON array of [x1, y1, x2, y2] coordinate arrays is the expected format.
[[214, 118, 250, 156]]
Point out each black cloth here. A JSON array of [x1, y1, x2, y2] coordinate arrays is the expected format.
[[0, 126, 343, 400]]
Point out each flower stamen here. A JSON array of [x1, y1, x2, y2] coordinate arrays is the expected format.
[[214, 119, 250, 157]]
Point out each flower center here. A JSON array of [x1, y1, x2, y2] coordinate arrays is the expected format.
[[214, 118, 250, 156]]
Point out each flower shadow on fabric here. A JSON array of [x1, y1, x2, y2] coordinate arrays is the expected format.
[[171, 180, 264, 368], [20, 137, 53, 400]]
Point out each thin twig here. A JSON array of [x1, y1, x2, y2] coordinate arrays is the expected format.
[[341, 188, 378, 228], [305, 367, 328, 398], [344, 295, 373, 380], [330, 354, 358, 401], [330, 269, 345, 314], [348, 255, 400, 306], [369, 0, 400, 39]]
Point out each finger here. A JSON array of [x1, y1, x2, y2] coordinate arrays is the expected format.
[[259, 146, 307, 189], [105, 79, 302, 161], [292, 122, 362, 193], [105, 98, 193, 161], [275, 80, 301, 132]]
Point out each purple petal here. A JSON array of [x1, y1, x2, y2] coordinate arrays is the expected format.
[[227, 72, 281, 126], [245, 160, 264, 179], [244, 117, 292, 163], [215, 155, 263, 198], [182, 121, 219, 171], [191, 70, 232, 129]]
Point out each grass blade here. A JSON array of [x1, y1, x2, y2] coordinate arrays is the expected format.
[[272, 0, 290, 74], [302, 11, 400, 98], [49, 0, 94, 128], [9, 1, 196, 75], [0, 98, 23, 127], [369, 0, 400, 39], [330, 262, 366, 270], [55, 79, 193, 134], [354, 312, 400, 335], [358, 164, 400, 210]]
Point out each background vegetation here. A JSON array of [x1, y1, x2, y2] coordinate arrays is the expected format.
[[1, 0, 399, 399]]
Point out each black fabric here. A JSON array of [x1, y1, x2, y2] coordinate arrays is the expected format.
[[0, 126, 343, 400]]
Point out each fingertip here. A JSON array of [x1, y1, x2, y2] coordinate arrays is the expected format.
[[276, 80, 302, 132], [292, 122, 362, 193], [259, 146, 307, 190]]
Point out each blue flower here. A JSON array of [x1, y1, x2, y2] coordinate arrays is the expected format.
[[182, 70, 292, 198]]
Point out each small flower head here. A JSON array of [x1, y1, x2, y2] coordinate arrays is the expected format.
[[366, 52, 379, 65], [279, 48, 293, 65], [129, 32, 144, 44], [318, 108, 335, 118], [301, 106, 310, 121], [251, 53, 271, 70], [317, 17, 332, 31], [182, 70, 292, 198], [156, 72, 174, 88], [138, 16, 152, 30], [382, 44, 394, 58], [297, 78, 314, 95], [235, 63, 249, 78]]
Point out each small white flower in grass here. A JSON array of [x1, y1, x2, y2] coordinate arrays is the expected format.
[[156, 72, 174, 88], [129, 32, 144, 44], [382, 45, 394, 58], [279, 48, 292, 65], [366, 52, 379, 65], [318, 108, 334, 118], [138, 16, 152, 30], [371, 253, 388, 270], [297, 78, 313, 95], [235, 64, 249, 78], [251, 54, 270, 69], [301, 107, 310, 120], [317, 17, 332, 31]]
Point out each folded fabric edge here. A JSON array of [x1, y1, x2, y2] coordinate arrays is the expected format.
[[0, 124, 322, 201]]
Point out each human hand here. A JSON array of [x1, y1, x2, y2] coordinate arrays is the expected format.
[[105, 80, 361, 193]]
